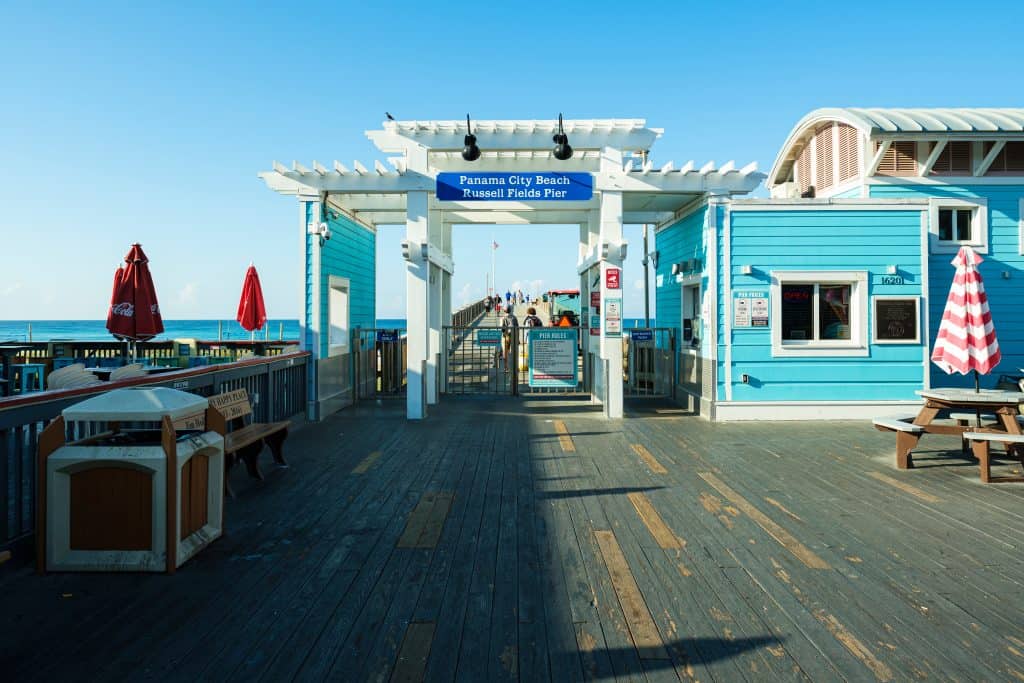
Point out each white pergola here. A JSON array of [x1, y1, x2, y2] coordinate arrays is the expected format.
[[260, 118, 764, 420]]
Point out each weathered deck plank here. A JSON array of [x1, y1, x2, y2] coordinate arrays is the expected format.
[[3, 397, 1024, 682]]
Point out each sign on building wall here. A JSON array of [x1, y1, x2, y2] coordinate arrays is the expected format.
[[872, 296, 920, 344], [605, 296, 622, 336], [605, 267, 621, 289], [528, 329, 578, 387], [436, 172, 593, 201], [733, 290, 768, 328]]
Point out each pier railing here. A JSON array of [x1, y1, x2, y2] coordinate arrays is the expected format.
[[6, 339, 301, 366], [450, 298, 490, 328], [0, 352, 309, 559]]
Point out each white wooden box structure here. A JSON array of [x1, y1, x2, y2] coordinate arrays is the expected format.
[[37, 387, 224, 573]]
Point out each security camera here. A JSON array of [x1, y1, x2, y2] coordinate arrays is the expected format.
[[321, 225, 331, 241]]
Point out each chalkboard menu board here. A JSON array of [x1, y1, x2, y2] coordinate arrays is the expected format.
[[873, 297, 919, 343]]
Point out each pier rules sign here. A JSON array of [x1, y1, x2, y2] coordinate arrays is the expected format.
[[436, 172, 593, 201], [528, 329, 578, 388]]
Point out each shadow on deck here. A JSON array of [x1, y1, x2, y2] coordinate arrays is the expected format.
[[3, 397, 1024, 681]]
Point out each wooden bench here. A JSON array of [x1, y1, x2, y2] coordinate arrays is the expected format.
[[206, 388, 290, 496], [962, 432, 1024, 483], [872, 415, 925, 469]]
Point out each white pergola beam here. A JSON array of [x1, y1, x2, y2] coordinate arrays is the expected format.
[[258, 171, 435, 195], [597, 171, 764, 194], [368, 128, 661, 155]]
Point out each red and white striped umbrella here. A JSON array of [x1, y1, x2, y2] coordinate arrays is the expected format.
[[931, 245, 1001, 384]]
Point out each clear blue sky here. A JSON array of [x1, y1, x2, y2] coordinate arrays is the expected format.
[[2, 1, 1022, 321]]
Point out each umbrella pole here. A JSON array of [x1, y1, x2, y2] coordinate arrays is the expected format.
[[975, 369, 981, 427]]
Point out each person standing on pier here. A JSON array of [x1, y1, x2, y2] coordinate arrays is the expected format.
[[501, 306, 519, 372]]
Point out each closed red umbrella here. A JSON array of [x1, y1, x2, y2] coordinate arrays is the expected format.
[[236, 263, 267, 335], [106, 243, 164, 342], [931, 245, 1001, 392]]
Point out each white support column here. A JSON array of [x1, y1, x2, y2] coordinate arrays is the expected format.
[[440, 221, 453, 396], [426, 209, 442, 405], [585, 209, 602, 404], [406, 190, 430, 419], [599, 147, 625, 419]]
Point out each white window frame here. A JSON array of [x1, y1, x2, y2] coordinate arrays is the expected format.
[[1018, 198, 1024, 256], [770, 270, 869, 357], [871, 295, 921, 345], [680, 278, 701, 349], [928, 197, 988, 254], [327, 275, 350, 356]]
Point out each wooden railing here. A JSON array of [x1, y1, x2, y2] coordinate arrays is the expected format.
[[0, 352, 309, 559]]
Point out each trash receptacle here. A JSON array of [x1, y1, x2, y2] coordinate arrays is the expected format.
[[38, 387, 224, 573]]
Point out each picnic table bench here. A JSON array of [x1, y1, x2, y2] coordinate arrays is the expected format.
[[963, 432, 1024, 483], [206, 388, 289, 496]]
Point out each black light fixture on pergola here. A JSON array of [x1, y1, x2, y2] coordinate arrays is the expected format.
[[462, 114, 481, 161], [552, 113, 573, 160], [461, 113, 574, 161]]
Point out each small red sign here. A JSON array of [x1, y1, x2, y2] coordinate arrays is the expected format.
[[590, 291, 601, 308], [605, 267, 621, 290]]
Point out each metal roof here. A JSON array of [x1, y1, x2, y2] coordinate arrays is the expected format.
[[768, 108, 1024, 186], [829, 108, 1024, 134]]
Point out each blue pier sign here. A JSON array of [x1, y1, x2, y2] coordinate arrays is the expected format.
[[436, 172, 593, 201]]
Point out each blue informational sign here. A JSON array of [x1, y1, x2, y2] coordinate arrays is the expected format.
[[528, 329, 578, 388], [436, 172, 593, 201], [476, 329, 502, 346], [376, 329, 399, 343], [630, 329, 653, 342]]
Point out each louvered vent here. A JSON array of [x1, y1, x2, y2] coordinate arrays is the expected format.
[[797, 143, 812, 192], [837, 124, 859, 182], [985, 141, 1024, 174], [814, 124, 834, 189], [931, 141, 972, 174], [876, 141, 917, 176]]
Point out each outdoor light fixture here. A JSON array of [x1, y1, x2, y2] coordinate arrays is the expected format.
[[886, 265, 899, 275], [740, 265, 753, 275], [553, 113, 573, 160], [462, 114, 481, 162]]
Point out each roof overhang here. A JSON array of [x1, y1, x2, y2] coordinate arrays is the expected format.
[[768, 107, 1024, 186]]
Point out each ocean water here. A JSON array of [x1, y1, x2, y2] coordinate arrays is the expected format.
[[0, 319, 308, 342], [0, 317, 651, 341]]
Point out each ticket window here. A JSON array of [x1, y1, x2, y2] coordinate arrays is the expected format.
[[682, 283, 700, 347]]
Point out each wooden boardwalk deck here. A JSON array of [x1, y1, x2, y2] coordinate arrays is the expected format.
[[3, 397, 1024, 681]]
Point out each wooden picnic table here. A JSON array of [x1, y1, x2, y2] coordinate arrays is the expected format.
[[902, 387, 1023, 468]]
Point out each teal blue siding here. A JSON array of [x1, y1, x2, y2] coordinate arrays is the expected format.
[[870, 184, 1024, 388], [726, 208, 925, 401], [317, 212, 376, 358], [654, 204, 708, 351]]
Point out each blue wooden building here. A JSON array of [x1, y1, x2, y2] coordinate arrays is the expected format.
[[656, 108, 1024, 420]]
